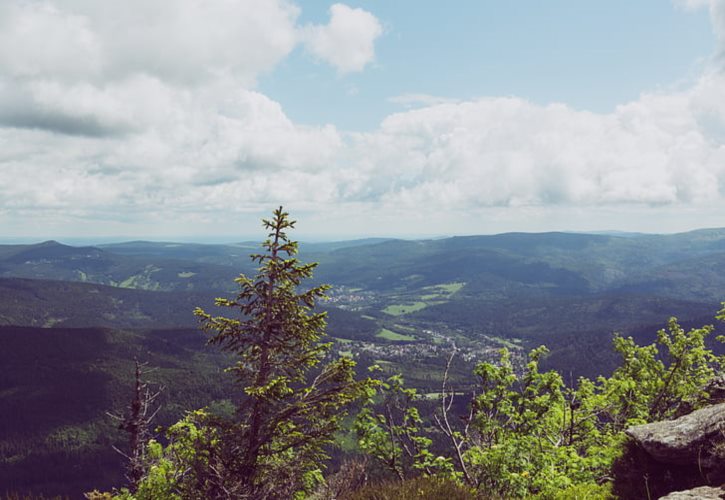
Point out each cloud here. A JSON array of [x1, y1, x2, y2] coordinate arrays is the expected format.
[[0, 83, 344, 212], [0, 1, 381, 137], [0, 0, 300, 85], [342, 74, 725, 210], [0, 2, 102, 80], [336, 1, 725, 214], [388, 93, 460, 109], [0, 0, 360, 220], [301, 3, 383, 73], [0, 0, 303, 136], [0, 1, 724, 237]]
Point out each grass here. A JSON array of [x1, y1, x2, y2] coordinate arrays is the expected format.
[[375, 328, 415, 341], [421, 282, 466, 299], [382, 302, 428, 316], [485, 335, 524, 349], [436, 282, 465, 293], [349, 475, 476, 499], [375, 328, 416, 341]]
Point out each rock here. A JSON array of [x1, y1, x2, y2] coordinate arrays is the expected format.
[[625, 402, 725, 466], [705, 376, 725, 405], [659, 485, 725, 499]]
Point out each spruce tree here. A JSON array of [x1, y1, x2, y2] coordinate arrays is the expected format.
[[193, 207, 371, 498]]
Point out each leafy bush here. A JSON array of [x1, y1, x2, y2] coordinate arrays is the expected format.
[[352, 308, 724, 499]]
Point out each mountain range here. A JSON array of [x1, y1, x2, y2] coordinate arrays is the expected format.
[[1, 228, 725, 494]]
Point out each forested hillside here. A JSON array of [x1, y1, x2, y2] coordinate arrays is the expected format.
[[1, 225, 725, 496]]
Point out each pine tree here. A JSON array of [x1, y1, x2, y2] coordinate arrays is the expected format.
[[193, 207, 372, 498], [107, 361, 162, 494]]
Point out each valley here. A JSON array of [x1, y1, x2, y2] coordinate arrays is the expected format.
[[1, 229, 724, 495]]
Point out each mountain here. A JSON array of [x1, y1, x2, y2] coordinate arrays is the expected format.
[[97, 238, 395, 263], [0, 277, 210, 329], [3, 229, 725, 355], [313, 228, 725, 293], [98, 240, 258, 265], [0, 240, 248, 292], [0, 277, 379, 343], [2, 229, 725, 495], [5, 229, 725, 298], [0, 325, 234, 495]]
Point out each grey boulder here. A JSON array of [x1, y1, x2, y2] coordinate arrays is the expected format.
[[626, 403, 725, 467]]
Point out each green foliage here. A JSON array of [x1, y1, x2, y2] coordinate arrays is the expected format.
[[357, 310, 724, 499], [464, 347, 591, 498], [130, 207, 374, 498], [540, 481, 613, 500], [355, 372, 456, 481], [595, 317, 722, 428], [110, 410, 217, 499], [459, 313, 724, 497], [85, 491, 116, 500]]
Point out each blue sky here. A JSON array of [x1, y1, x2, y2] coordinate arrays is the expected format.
[[0, 1, 723, 241], [262, 1, 713, 130]]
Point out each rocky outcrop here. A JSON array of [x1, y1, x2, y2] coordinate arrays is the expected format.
[[625, 402, 725, 467], [705, 376, 725, 405], [613, 403, 725, 499], [659, 485, 725, 499]]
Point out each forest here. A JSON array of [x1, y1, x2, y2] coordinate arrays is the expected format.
[[3, 1, 725, 498], [1, 209, 724, 499], [76, 209, 725, 499]]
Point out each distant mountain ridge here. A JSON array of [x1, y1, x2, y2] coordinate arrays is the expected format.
[[2, 227, 725, 356], [3, 227, 725, 307], [0, 240, 246, 292]]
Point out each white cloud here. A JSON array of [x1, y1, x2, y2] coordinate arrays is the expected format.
[[0, 0, 301, 85], [6, 70, 724, 234], [0, 0, 362, 223], [0, 2, 102, 80], [1, 1, 725, 237], [0, 1, 382, 135], [342, 77, 725, 210], [301, 3, 383, 73]]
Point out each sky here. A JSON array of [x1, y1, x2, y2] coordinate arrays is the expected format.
[[0, 0, 724, 242]]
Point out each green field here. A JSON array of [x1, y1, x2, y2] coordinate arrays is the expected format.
[[421, 282, 465, 298], [488, 336, 523, 349], [437, 282, 465, 293], [375, 328, 416, 341], [382, 302, 428, 316]]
